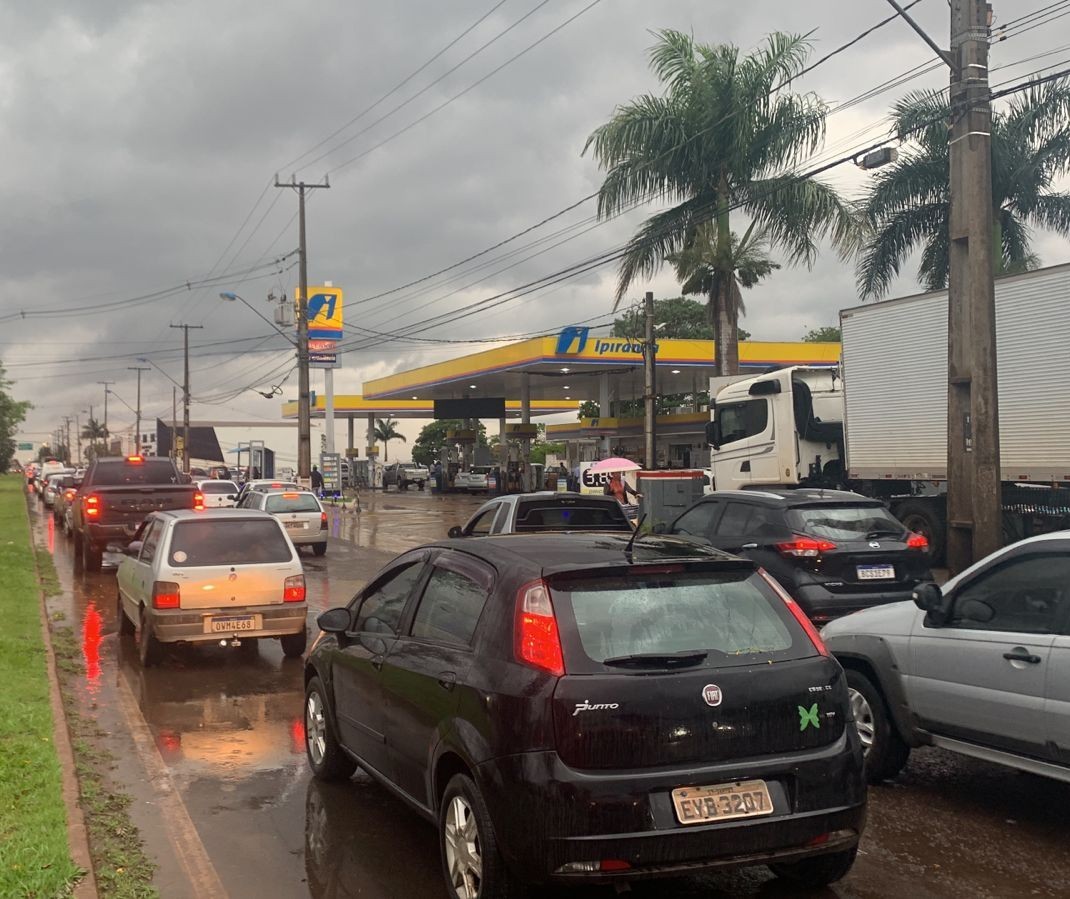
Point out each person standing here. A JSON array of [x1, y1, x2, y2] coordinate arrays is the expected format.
[[311, 464, 324, 494], [604, 471, 642, 520]]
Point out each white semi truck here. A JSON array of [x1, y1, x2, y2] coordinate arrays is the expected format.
[[706, 263, 1070, 564]]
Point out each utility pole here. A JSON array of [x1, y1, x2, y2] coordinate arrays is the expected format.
[[275, 174, 330, 482], [97, 382, 114, 453], [62, 417, 73, 465], [884, 0, 999, 573], [643, 291, 657, 470], [128, 366, 150, 454], [170, 324, 203, 473], [171, 388, 177, 462]]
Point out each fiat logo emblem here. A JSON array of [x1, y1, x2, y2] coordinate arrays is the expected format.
[[702, 684, 722, 707]]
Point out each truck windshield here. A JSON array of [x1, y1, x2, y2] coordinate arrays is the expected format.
[[716, 399, 768, 444]]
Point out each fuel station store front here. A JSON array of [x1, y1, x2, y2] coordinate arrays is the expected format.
[[360, 332, 840, 486]]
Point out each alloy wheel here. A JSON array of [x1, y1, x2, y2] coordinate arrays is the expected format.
[[444, 795, 483, 899], [848, 686, 875, 752], [306, 691, 327, 766]]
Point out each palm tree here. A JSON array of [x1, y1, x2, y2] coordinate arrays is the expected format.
[[373, 418, 406, 462], [81, 419, 108, 457], [584, 30, 856, 375], [857, 79, 1070, 298]]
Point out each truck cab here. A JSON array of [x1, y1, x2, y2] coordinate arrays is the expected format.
[[707, 366, 845, 490]]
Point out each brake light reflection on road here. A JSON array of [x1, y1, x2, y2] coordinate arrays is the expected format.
[[290, 719, 306, 755], [82, 602, 102, 691]]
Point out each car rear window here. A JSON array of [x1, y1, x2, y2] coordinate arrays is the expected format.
[[200, 481, 238, 493], [265, 493, 321, 513], [786, 504, 906, 541], [91, 461, 181, 485], [549, 568, 812, 672], [515, 502, 628, 531], [168, 519, 293, 566]]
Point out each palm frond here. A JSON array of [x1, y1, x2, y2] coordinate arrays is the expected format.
[[999, 209, 1037, 275], [855, 202, 947, 299], [1026, 192, 1070, 237], [892, 89, 949, 151], [746, 176, 859, 264]]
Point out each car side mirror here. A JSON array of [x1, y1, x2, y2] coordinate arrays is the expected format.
[[227, 494, 237, 501], [447, 525, 464, 539], [123, 541, 143, 557], [317, 607, 351, 634], [704, 419, 720, 451], [912, 582, 942, 612]]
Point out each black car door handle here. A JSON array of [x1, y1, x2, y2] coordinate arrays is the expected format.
[[1003, 649, 1042, 665], [438, 672, 457, 691]]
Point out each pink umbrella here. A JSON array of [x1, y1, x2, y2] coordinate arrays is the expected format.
[[589, 457, 641, 473]]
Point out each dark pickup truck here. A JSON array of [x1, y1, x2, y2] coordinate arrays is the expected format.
[[71, 456, 201, 571]]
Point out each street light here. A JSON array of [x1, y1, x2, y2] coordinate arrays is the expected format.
[[220, 291, 310, 482]]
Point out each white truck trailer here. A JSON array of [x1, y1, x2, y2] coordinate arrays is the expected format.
[[706, 263, 1070, 564]]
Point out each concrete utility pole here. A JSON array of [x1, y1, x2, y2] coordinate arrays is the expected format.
[[128, 366, 150, 454], [643, 291, 657, 470], [97, 382, 114, 451], [170, 324, 204, 473], [275, 174, 330, 482], [62, 417, 72, 464], [885, 0, 999, 573]]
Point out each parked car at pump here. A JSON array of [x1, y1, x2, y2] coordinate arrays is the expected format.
[[450, 492, 633, 537], [382, 462, 430, 491], [823, 532, 1070, 785], [303, 533, 865, 898], [116, 509, 308, 666], [663, 489, 932, 623], [452, 465, 494, 493], [196, 479, 240, 508], [239, 488, 329, 556]]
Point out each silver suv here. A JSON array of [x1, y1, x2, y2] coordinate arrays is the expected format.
[[823, 532, 1070, 784]]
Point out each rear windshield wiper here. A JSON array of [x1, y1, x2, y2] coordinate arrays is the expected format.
[[603, 650, 708, 669]]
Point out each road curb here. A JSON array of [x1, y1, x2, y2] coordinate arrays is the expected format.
[[29, 512, 100, 899]]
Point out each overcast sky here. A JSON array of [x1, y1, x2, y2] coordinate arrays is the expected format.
[[2, 0, 1066, 462]]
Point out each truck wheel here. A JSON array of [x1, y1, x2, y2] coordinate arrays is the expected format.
[[845, 669, 909, 784], [894, 499, 946, 567], [138, 609, 163, 667], [418, 481, 425, 491], [81, 538, 103, 573], [117, 590, 135, 636]]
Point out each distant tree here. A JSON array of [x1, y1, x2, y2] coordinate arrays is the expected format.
[[802, 326, 841, 342], [411, 420, 487, 466], [372, 418, 406, 463], [81, 418, 108, 460], [0, 363, 30, 472]]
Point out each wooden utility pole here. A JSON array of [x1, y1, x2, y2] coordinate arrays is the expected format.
[[170, 324, 203, 473], [62, 417, 72, 464], [128, 366, 150, 454], [643, 291, 657, 470], [275, 175, 330, 482], [97, 382, 114, 452], [947, 0, 1000, 573]]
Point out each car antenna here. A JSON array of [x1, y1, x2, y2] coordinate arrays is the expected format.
[[624, 513, 647, 563]]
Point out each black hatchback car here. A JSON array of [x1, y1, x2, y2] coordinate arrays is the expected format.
[[303, 533, 865, 898], [664, 489, 933, 623]]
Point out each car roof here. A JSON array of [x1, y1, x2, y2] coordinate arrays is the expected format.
[[428, 533, 746, 576], [152, 508, 278, 521], [704, 488, 881, 507]]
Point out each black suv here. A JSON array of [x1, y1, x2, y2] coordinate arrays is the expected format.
[[664, 489, 933, 623], [303, 534, 865, 898]]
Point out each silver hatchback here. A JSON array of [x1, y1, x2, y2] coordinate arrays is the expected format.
[[239, 488, 329, 556]]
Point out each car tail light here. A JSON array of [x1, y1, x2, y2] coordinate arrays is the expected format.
[[64, 489, 76, 501], [84, 495, 101, 518], [283, 575, 306, 602], [193, 492, 204, 511], [320, 512, 328, 530], [515, 579, 565, 677], [152, 581, 181, 609], [776, 535, 837, 557], [127, 455, 143, 463], [906, 532, 929, 550], [758, 569, 830, 657]]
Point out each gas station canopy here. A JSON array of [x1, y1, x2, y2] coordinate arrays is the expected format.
[[280, 395, 579, 419]]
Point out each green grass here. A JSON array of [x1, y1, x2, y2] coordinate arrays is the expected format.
[[0, 475, 82, 897]]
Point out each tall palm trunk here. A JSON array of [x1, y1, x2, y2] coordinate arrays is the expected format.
[[711, 188, 739, 376], [383, 441, 389, 462]]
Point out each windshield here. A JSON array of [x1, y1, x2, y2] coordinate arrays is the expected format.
[[200, 481, 238, 493], [550, 569, 810, 671], [265, 493, 321, 513], [91, 461, 181, 485], [168, 519, 293, 566], [787, 504, 906, 541]]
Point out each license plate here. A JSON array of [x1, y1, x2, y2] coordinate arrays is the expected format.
[[205, 615, 260, 634], [285, 520, 305, 530], [672, 779, 773, 825], [857, 564, 896, 580]]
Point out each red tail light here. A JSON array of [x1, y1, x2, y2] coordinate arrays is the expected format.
[[127, 455, 143, 463], [283, 575, 306, 602], [776, 535, 837, 558], [64, 489, 76, 501], [320, 512, 328, 530], [84, 495, 101, 518], [759, 570, 830, 657], [152, 581, 180, 609], [193, 492, 204, 511], [515, 579, 565, 677], [906, 532, 929, 550]]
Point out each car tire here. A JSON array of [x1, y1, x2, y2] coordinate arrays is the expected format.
[[312, 542, 327, 557], [137, 609, 163, 667], [81, 536, 102, 573], [304, 676, 357, 781], [439, 773, 520, 899], [894, 499, 946, 568], [846, 669, 910, 784], [117, 590, 135, 636], [418, 481, 425, 491], [281, 628, 308, 658], [771, 845, 858, 888]]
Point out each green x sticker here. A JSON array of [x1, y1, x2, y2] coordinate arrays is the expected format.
[[798, 703, 820, 732]]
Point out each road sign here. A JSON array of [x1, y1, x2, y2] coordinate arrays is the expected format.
[[17, 442, 33, 451]]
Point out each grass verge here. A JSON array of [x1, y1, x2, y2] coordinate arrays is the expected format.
[[0, 475, 82, 896]]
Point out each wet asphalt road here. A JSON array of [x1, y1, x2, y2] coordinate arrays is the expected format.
[[31, 490, 1070, 899]]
